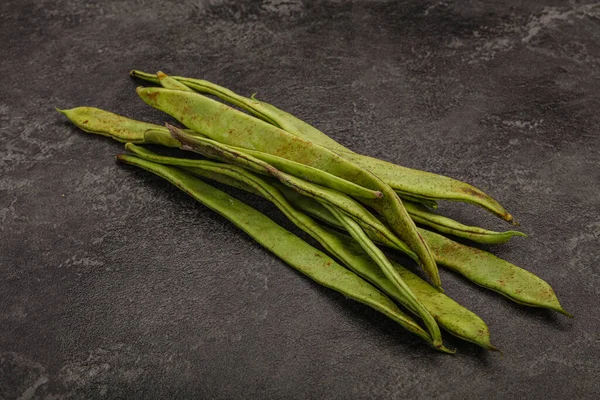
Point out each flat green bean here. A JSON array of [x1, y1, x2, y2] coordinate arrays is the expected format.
[[404, 200, 527, 244], [57, 107, 167, 144], [58, 107, 184, 147], [323, 204, 443, 348], [136, 86, 441, 288], [130, 70, 513, 223], [163, 125, 446, 341], [161, 126, 416, 258], [275, 187, 570, 316], [125, 144, 493, 349], [116, 154, 453, 352]]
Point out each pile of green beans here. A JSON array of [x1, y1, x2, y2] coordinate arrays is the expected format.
[[57, 70, 571, 353]]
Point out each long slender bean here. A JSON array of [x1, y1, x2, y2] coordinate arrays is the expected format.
[[404, 201, 527, 244], [136, 86, 442, 288], [57, 107, 414, 259], [162, 125, 445, 342], [323, 204, 443, 348], [116, 154, 453, 352], [162, 126, 416, 257], [274, 186, 570, 316], [58, 107, 184, 147], [125, 144, 493, 349], [130, 70, 513, 223]]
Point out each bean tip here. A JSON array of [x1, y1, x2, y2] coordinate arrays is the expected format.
[[375, 190, 384, 199], [512, 231, 528, 238], [437, 344, 455, 354], [157, 71, 167, 79], [55, 107, 67, 115], [558, 308, 574, 318]]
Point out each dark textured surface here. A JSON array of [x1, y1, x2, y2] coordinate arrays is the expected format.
[[1, 0, 599, 398]]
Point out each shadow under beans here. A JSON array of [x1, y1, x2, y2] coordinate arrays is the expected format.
[[291, 278, 445, 357]]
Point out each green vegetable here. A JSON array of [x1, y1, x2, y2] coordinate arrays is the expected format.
[[125, 143, 494, 349], [274, 187, 570, 316], [136, 86, 441, 288], [130, 70, 514, 223], [163, 124, 444, 343], [403, 201, 526, 244], [116, 154, 454, 353]]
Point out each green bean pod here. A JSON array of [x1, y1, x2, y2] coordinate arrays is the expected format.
[[58, 107, 184, 147], [418, 229, 571, 316], [322, 203, 443, 347], [125, 144, 493, 349], [57, 107, 166, 144], [163, 125, 415, 256], [136, 86, 441, 288], [162, 125, 446, 343], [404, 201, 527, 244], [130, 70, 513, 223], [274, 187, 570, 316], [116, 154, 453, 352]]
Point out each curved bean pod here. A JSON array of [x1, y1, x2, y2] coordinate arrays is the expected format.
[[57, 107, 164, 144], [275, 188, 570, 316], [323, 204, 443, 348], [163, 125, 446, 342], [130, 70, 513, 223], [404, 201, 527, 244], [418, 229, 571, 316], [137, 87, 441, 288], [152, 128, 416, 258], [57, 107, 183, 147], [116, 154, 452, 352], [125, 144, 492, 349]]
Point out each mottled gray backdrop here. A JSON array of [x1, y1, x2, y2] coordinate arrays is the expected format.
[[1, 0, 599, 398]]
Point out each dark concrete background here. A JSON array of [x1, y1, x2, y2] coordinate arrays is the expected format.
[[1, 0, 599, 398]]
